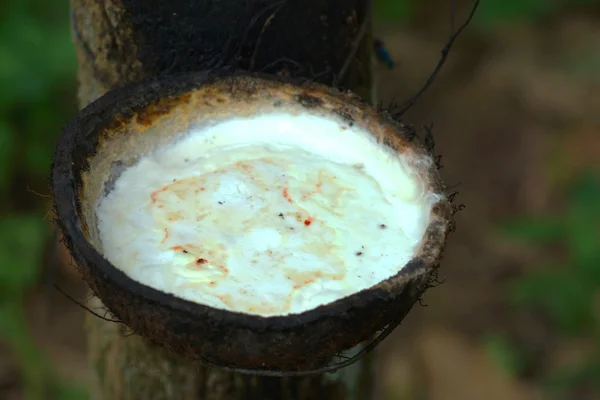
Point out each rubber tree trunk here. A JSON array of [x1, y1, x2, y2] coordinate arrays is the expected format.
[[70, 0, 376, 398]]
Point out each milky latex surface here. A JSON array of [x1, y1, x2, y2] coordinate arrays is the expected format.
[[96, 113, 439, 316]]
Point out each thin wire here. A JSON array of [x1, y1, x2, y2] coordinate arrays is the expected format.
[[53, 283, 123, 324], [394, 0, 480, 117]]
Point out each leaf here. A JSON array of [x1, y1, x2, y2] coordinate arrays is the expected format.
[[569, 170, 600, 218], [52, 382, 90, 400], [0, 299, 88, 400], [25, 141, 52, 175], [510, 269, 596, 335], [544, 359, 600, 394], [374, 0, 414, 22], [0, 0, 76, 107], [0, 300, 49, 400], [498, 216, 565, 244], [0, 118, 15, 192], [0, 214, 48, 293], [22, 102, 68, 175], [565, 171, 600, 269], [475, 0, 555, 25], [482, 333, 526, 378]]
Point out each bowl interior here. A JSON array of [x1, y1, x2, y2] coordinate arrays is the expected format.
[[77, 78, 399, 260]]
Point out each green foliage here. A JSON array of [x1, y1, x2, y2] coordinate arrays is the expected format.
[[510, 268, 596, 334], [0, 120, 16, 191], [374, 0, 415, 22], [498, 216, 564, 244], [499, 171, 600, 394], [0, 1, 77, 107], [476, 0, 555, 25], [0, 298, 90, 400], [0, 0, 77, 195], [545, 359, 600, 395], [375, 0, 600, 28], [0, 0, 84, 398], [0, 214, 47, 296], [0, 300, 49, 400], [482, 333, 527, 378]]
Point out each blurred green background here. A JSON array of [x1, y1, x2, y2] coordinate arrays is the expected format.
[[0, 0, 81, 399], [1, 0, 600, 399]]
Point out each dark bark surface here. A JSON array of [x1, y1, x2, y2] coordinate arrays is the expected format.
[[72, 0, 372, 97], [70, 0, 375, 398]]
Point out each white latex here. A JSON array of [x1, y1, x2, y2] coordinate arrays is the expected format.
[[96, 113, 440, 316]]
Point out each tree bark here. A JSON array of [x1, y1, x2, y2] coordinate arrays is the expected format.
[[70, 0, 376, 398]]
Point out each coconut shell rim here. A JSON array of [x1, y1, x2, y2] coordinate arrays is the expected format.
[[52, 70, 454, 334]]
